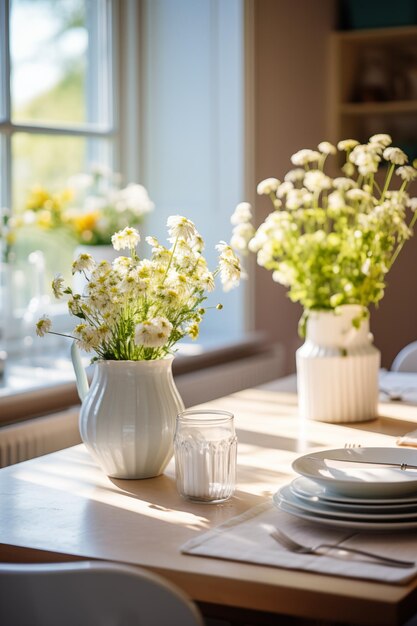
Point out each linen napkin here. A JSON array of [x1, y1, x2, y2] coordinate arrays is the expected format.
[[379, 371, 417, 405], [397, 429, 417, 448], [378, 371, 417, 447], [181, 502, 417, 584]]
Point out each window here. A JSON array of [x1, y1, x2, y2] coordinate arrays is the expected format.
[[0, 0, 249, 356], [141, 0, 248, 342], [0, 0, 116, 291]]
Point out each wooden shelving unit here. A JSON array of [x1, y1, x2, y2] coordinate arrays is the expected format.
[[328, 25, 417, 158]]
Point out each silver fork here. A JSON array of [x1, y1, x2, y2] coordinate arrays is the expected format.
[[270, 528, 415, 568], [379, 387, 404, 402]]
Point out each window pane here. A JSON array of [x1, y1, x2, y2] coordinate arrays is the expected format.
[[10, 0, 112, 127], [0, 135, 8, 208], [13, 132, 88, 208], [0, 0, 8, 122], [12, 132, 111, 284]]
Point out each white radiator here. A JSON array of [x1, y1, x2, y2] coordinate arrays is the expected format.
[[0, 344, 284, 468], [0, 409, 81, 468]]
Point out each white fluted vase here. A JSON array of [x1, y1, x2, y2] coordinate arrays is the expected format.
[[78, 357, 184, 479], [296, 305, 380, 423]]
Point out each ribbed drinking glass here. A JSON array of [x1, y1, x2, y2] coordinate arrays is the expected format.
[[174, 409, 237, 503]]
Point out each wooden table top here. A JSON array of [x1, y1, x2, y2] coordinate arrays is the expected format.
[[1, 376, 417, 625]]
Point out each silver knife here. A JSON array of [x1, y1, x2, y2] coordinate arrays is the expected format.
[[306, 456, 417, 470]]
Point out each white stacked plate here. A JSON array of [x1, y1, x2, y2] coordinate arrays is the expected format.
[[273, 447, 417, 530]]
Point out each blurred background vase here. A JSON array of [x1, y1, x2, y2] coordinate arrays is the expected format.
[[296, 305, 380, 423], [74, 244, 118, 264], [0, 253, 47, 370]]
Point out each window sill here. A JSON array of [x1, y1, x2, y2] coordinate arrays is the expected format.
[[0, 331, 276, 425]]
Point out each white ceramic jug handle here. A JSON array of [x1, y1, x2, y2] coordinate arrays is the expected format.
[[71, 340, 89, 401]]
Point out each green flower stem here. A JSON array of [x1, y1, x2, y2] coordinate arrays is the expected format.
[[268, 191, 279, 212], [389, 210, 417, 269], [373, 178, 383, 196], [48, 331, 77, 340], [381, 163, 395, 201], [368, 173, 375, 195], [161, 234, 179, 284]]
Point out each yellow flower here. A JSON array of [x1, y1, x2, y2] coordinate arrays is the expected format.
[[26, 185, 51, 211], [36, 210, 53, 228], [59, 188, 74, 204], [72, 211, 100, 234]]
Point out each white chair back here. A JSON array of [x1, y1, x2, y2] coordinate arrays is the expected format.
[[391, 341, 417, 372], [0, 561, 204, 626]]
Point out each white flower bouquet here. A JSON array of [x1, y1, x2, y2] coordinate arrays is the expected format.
[[231, 134, 417, 321], [36, 217, 242, 360]]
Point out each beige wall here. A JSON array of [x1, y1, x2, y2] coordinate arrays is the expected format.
[[253, 0, 337, 373], [252, 0, 417, 372]]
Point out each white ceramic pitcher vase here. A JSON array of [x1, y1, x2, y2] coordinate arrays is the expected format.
[[71, 342, 185, 479], [296, 305, 380, 423]]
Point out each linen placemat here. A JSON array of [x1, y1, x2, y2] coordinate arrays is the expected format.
[[181, 502, 417, 584]]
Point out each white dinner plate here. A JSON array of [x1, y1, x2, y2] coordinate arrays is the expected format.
[[273, 495, 417, 531], [277, 485, 417, 521], [292, 447, 417, 498], [290, 476, 417, 508]]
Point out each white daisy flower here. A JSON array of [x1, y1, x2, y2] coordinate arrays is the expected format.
[[349, 145, 381, 175], [167, 215, 198, 241], [216, 241, 243, 291], [396, 166, 417, 182], [383, 147, 408, 165], [256, 178, 280, 195], [230, 202, 252, 225], [198, 272, 216, 292], [337, 139, 359, 151], [286, 189, 309, 210], [328, 191, 346, 210], [51, 274, 65, 298], [290, 149, 321, 166], [230, 222, 255, 252], [408, 198, 417, 212], [346, 188, 371, 202], [112, 183, 154, 216], [276, 181, 294, 198], [284, 168, 305, 183], [333, 177, 357, 191], [134, 317, 173, 348], [35, 316, 52, 337], [369, 133, 392, 147], [72, 253, 96, 275], [111, 226, 141, 251], [318, 141, 336, 155], [145, 236, 159, 248], [153, 316, 173, 335], [74, 323, 100, 352], [304, 170, 332, 192]]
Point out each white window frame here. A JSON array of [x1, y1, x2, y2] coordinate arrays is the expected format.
[[0, 0, 120, 225], [1, 0, 253, 356], [0, 0, 126, 349]]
